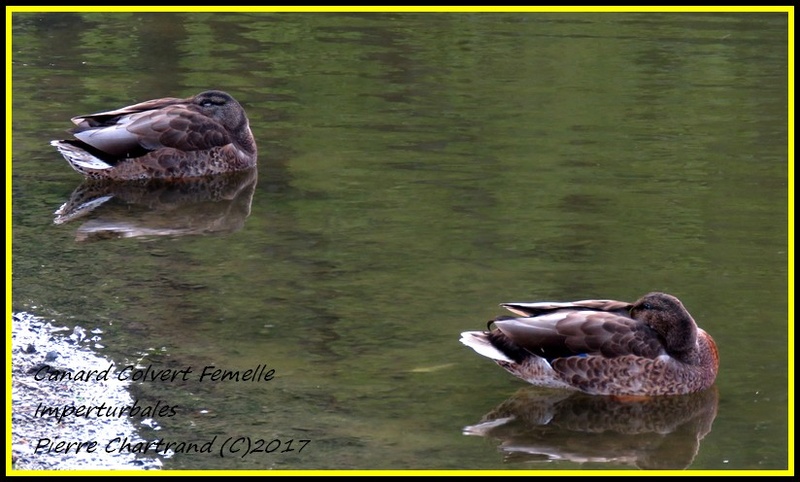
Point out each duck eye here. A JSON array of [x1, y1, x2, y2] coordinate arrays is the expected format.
[[642, 303, 653, 310], [201, 100, 214, 107]]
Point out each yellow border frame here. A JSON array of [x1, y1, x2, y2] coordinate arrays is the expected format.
[[6, 5, 794, 477]]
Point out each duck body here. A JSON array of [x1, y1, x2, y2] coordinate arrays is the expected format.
[[51, 90, 257, 180], [460, 292, 719, 396]]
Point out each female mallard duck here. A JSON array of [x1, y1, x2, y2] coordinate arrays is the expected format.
[[51, 90, 257, 180], [460, 292, 719, 396]]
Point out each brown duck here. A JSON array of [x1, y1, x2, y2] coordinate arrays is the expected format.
[[460, 292, 719, 396], [51, 90, 257, 180]]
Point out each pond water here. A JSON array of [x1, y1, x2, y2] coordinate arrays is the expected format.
[[10, 10, 790, 472]]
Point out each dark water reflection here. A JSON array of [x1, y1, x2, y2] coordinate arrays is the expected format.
[[464, 387, 719, 470], [10, 10, 789, 471], [54, 169, 258, 241]]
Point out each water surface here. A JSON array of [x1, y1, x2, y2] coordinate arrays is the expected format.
[[10, 11, 789, 471]]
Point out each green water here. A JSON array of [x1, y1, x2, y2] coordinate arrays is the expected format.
[[10, 11, 789, 471]]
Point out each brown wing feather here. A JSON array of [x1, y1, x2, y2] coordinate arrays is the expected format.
[[125, 107, 231, 152], [494, 311, 665, 361], [70, 97, 185, 127], [501, 299, 632, 317]]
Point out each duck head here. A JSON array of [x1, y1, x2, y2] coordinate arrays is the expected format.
[[630, 292, 698, 355], [190, 90, 257, 156]]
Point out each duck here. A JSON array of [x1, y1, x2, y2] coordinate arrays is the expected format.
[[460, 292, 719, 397], [51, 90, 257, 180]]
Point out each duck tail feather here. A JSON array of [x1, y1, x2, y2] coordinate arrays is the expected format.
[[51, 140, 113, 172], [460, 331, 514, 363]]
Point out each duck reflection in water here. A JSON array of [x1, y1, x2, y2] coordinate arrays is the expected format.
[[53, 168, 257, 242], [463, 387, 719, 470]]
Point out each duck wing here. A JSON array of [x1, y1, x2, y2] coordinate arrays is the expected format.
[[70, 100, 231, 158], [492, 310, 665, 361], [501, 299, 632, 317], [70, 96, 185, 127]]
